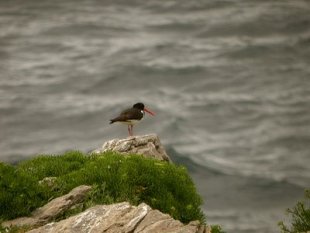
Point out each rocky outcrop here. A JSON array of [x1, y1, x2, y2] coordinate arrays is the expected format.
[[2, 186, 209, 233], [2, 135, 209, 233], [27, 202, 210, 233], [2, 185, 92, 228], [92, 134, 171, 162]]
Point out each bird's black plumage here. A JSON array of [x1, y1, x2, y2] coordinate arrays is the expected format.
[[109, 102, 154, 136], [110, 102, 145, 124]]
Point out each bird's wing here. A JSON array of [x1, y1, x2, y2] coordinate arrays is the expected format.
[[110, 108, 137, 123]]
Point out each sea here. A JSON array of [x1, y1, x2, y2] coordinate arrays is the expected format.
[[0, 0, 309, 232]]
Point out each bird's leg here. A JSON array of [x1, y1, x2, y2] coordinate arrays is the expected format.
[[128, 125, 131, 136], [130, 125, 134, 136]]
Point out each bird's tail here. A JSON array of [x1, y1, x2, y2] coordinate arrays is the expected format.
[[109, 119, 115, 124]]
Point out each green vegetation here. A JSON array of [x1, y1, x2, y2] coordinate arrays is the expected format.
[[0, 151, 205, 224], [0, 224, 31, 233], [0, 162, 47, 219], [279, 189, 310, 233], [211, 225, 226, 233]]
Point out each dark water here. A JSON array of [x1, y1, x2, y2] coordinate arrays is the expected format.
[[1, 0, 310, 232]]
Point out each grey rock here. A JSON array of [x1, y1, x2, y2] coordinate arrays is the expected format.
[[92, 134, 171, 162], [27, 202, 205, 233], [3, 185, 92, 228]]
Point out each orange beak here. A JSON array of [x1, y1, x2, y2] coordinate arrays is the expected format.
[[144, 107, 155, 116]]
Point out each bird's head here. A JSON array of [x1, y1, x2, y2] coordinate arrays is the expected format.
[[133, 102, 155, 116]]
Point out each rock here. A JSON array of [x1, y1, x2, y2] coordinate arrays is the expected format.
[[27, 202, 205, 233], [92, 134, 171, 162], [3, 185, 92, 228], [2, 135, 208, 233]]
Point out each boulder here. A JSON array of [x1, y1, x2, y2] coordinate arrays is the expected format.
[[27, 202, 209, 233], [92, 134, 171, 162], [2, 185, 92, 228]]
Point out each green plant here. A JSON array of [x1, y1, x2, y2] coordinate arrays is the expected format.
[[55, 153, 205, 223], [278, 189, 310, 233], [18, 151, 87, 180], [211, 225, 226, 233], [0, 151, 205, 224], [0, 163, 47, 219], [0, 224, 32, 233]]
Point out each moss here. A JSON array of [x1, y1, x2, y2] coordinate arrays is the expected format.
[[0, 151, 205, 224]]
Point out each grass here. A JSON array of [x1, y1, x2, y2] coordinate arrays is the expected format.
[[0, 162, 46, 219], [0, 151, 205, 224]]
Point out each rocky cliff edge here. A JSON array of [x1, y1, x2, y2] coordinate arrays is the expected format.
[[2, 134, 210, 233]]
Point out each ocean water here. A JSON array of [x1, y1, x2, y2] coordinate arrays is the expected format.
[[1, 0, 310, 232]]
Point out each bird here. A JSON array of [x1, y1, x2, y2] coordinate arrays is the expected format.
[[109, 102, 155, 136]]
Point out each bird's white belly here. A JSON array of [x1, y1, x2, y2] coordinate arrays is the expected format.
[[120, 119, 141, 125]]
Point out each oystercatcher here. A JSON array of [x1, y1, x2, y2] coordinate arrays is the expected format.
[[110, 102, 155, 136]]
